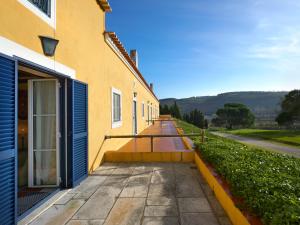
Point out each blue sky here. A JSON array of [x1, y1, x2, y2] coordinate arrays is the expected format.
[[106, 0, 300, 99]]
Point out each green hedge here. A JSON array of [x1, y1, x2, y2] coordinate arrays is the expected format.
[[193, 136, 300, 225], [177, 119, 300, 224]]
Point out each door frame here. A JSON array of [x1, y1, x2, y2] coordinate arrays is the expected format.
[[133, 97, 137, 135], [28, 79, 60, 187]]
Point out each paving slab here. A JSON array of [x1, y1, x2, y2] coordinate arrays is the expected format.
[[132, 164, 154, 176], [178, 198, 212, 213], [206, 195, 227, 217], [27, 163, 229, 225], [93, 163, 119, 175], [30, 200, 85, 225], [151, 169, 175, 184], [103, 198, 145, 225], [176, 180, 205, 198], [144, 205, 178, 217], [181, 213, 220, 225], [73, 186, 121, 220], [148, 183, 176, 197], [70, 176, 108, 200], [120, 174, 151, 197], [146, 196, 177, 206], [54, 193, 76, 205], [142, 217, 179, 225], [67, 219, 105, 225]]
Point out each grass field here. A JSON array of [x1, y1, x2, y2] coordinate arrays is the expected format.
[[226, 129, 300, 147]]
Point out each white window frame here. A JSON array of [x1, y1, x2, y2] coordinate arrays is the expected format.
[[111, 87, 122, 128], [18, 0, 56, 29], [142, 101, 145, 119]]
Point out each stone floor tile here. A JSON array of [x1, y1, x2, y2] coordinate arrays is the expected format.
[[207, 195, 227, 217], [54, 193, 76, 205], [201, 183, 214, 196], [148, 184, 176, 197], [146, 196, 177, 206], [73, 186, 121, 220], [120, 174, 151, 197], [218, 216, 233, 225], [70, 176, 107, 197], [142, 217, 179, 225], [103, 198, 145, 225], [144, 205, 178, 217], [151, 170, 175, 184], [67, 219, 105, 225], [176, 181, 205, 198], [178, 198, 212, 213], [30, 200, 85, 225], [132, 164, 154, 176], [181, 213, 220, 225], [93, 163, 119, 175]]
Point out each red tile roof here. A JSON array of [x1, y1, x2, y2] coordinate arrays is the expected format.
[[105, 31, 158, 101], [97, 0, 112, 12]]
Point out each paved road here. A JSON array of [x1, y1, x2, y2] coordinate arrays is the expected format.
[[212, 132, 300, 158], [23, 163, 232, 225]]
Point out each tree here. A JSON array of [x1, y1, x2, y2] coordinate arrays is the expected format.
[[276, 112, 293, 127], [159, 104, 170, 115], [182, 109, 205, 128], [276, 90, 300, 126], [170, 101, 181, 119], [213, 103, 255, 129]]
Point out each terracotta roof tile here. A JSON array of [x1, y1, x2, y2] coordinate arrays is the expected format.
[[105, 31, 158, 101], [97, 0, 112, 12]]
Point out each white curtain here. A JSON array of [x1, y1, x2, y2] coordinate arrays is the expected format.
[[33, 80, 57, 186]]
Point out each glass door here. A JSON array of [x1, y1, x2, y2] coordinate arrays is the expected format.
[[28, 79, 59, 187]]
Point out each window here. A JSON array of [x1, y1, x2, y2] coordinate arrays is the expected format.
[[18, 0, 56, 28], [142, 102, 145, 118], [112, 88, 122, 128], [28, 0, 51, 16]]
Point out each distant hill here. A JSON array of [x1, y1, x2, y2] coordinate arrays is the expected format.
[[160, 92, 288, 121]]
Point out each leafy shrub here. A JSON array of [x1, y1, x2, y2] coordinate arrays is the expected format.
[[194, 136, 300, 225]]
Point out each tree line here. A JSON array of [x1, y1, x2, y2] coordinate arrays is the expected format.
[[160, 101, 207, 128], [160, 89, 300, 130]]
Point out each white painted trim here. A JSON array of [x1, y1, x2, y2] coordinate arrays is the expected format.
[[64, 79, 68, 187], [0, 36, 76, 78], [111, 87, 122, 128], [104, 33, 158, 101], [18, 0, 56, 29], [142, 101, 145, 119], [132, 97, 138, 135], [28, 79, 60, 187]]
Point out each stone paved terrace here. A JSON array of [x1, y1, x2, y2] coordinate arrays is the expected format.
[[23, 163, 232, 225], [118, 121, 191, 152]]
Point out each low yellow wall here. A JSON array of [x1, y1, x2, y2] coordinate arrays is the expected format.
[[104, 151, 195, 163]]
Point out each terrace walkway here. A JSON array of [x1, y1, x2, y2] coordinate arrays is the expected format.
[[23, 163, 232, 225], [118, 120, 191, 152]]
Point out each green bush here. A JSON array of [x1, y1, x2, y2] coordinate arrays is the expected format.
[[194, 136, 300, 225]]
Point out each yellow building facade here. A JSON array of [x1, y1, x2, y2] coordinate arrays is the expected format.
[[0, 0, 159, 222]]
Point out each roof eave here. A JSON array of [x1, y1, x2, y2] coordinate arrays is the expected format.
[[104, 31, 159, 101], [97, 0, 112, 12]]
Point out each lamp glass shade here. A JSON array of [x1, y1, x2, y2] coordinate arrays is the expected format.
[[39, 36, 59, 56]]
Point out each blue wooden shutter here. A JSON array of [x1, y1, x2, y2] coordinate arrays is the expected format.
[[69, 80, 88, 187], [0, 55, 17, 225]]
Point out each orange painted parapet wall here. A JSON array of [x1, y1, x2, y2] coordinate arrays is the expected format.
[[104, 151, 195, 163], [194, 153, 251, 225]]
